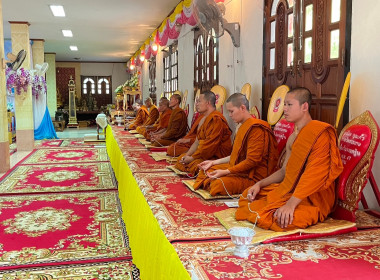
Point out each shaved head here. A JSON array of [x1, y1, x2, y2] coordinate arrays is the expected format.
[[159, 98, 169, 108], [171, 94, 182, 104], [226, 93, 250, 111], [201, 90, 216, 108], [145, 97, 153, 104], [287, 87, 312, 112]]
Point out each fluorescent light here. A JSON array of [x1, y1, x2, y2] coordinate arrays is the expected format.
[[70, 46, 78, 51], [62, 30, 73, 37], [50, 5, 65, 17]]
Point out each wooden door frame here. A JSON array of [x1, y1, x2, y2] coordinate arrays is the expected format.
[[261, 0, 352, 126]]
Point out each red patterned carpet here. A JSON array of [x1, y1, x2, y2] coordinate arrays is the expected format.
[[134, 172, 230, 241], [0, 191, 131, 270], [123, 149, 170, 172], [0, 162, 117, 194], [20, 148, 109, 165], [0, 260, 139, 280], [174, 229, 380, 280], [0, 138, 140, 278]]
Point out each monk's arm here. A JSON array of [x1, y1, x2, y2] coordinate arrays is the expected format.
[[228, 128, 265, 174], [185, 139, 199, 156], [192, 118, 229, 160]]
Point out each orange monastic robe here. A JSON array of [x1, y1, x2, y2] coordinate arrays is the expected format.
[[167, 114, 205, 157], [236, 121, 343, 232], [174, 111, 232, 175], [144, 109, 172, 140], [128, 105, 149, 130], [152, 107, 187, 146], [136, 105, 159, 134], [193, 117, 278, 196]]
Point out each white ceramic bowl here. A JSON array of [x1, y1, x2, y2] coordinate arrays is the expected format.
[[228, 227, 255, 258]]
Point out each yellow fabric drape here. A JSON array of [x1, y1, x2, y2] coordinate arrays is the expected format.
[[106, 126, 190, 280]]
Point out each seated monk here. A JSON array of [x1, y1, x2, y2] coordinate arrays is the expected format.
[[194, 93, 278, 196], [127, 99, 149, 130], [145, 98, 172, 141], [166, 113, 204, 157], [236, 87, 344, 232], [136, 97, 159, 135], [151, 94, 188, 146], [174, 90, 232, 175]]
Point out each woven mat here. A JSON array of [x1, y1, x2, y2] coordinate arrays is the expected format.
[[215, 208, 356, 244]]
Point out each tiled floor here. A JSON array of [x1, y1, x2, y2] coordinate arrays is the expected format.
[[1, 127, 99, 178]]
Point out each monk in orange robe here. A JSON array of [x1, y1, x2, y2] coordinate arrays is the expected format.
[[127, 99, 149, 130], [174, 90, 232, 175], [236, 88, 343, 232], [151, 94, 187, 146], [145, 98, 172, 140], [167, 114, 204, 157], [136, 97, 159, 135], [194, 93, 278, 196]]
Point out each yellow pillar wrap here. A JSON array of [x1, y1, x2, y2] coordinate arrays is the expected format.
[[45, 53, 57, 118], [32, 39, 44, 66], [10, 22, 34, 150], [106, 126, 191, 280], [0, 0, 10, 172]]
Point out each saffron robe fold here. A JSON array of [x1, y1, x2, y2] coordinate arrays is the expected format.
[[136, 105, 159, 134], [128, 105, 149, 130], [144, 109, 172, 140], [167, 114, 204, 157], [193, 117, 278, 196], [152, 107, 188, 146], [236, 120, 344, 232], [174, 111, 232, 175]]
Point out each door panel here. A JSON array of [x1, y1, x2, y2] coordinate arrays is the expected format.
[[263, 0, 348, 129]]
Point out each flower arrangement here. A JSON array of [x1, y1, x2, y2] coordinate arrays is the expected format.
[[114, 85, 124, 95], [6, 68, 32, 95], [123, 72, 140, 89], [31, 75, 47, 99]]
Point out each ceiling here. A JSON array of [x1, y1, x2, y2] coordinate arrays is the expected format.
[[2, 0, 181, 62]]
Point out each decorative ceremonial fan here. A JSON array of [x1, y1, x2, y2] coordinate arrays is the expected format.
[[267, 85, 290, 126]]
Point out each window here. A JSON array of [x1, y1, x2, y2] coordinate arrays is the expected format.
[[194, 28, 219, 94], [163, 44, 178, 98], [81, 76, 112, 108]]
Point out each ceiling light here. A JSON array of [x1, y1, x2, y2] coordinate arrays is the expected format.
[[50, 5, 66, 17], [70, 46, 78, 51], [152, 43, 158, 52], [62, 30, 73, 37]]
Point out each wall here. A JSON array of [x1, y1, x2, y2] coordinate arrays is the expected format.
[[350, 0, 380, 210]]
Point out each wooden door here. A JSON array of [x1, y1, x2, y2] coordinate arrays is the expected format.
[[263, 0, 349, 129]]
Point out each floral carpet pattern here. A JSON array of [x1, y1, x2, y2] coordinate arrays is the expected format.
[[0, 162, 117, 194], [174, 229, 380, 280], [20, 147, 109, 164], [0, 191, 131, 270], [0, 260, 140, 280], [123, 149, 170, 173], [134, 172, 230, 241], [0, 138, 138, 278]]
